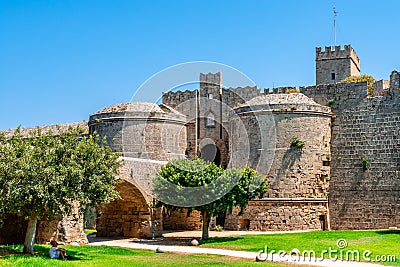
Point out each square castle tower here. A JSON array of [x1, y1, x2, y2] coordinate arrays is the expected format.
[[316, 45, 360, 85]]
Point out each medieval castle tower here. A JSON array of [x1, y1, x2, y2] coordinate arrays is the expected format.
[[1, 44, 399, 244], [316, 45, 360, 85]]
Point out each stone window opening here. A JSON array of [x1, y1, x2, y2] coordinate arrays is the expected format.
[[323, 160, 330, 166], [319, 215, 327, 231], [331, 72, 336, 80], [206, 112, 215, 127], [208, 93, 213, 100]]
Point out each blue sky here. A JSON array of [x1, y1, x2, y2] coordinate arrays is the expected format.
[[1, 0, 399, 129]]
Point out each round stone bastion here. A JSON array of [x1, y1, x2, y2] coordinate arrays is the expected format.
[[226, 93, 333, 231], [89, 102, 187, 239], [89, 102, 187, 161]]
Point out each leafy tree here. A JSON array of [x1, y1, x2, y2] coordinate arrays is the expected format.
[[153, 158, 267, 239], [0, 126, 121, 254], [342, 74, 376, 95]]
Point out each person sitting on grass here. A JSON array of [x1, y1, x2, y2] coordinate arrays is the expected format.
[[49, 241, 67, 260]]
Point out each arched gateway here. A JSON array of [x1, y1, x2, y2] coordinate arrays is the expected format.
[[89, 102, 187, 238], [96, 163, 162, 238]]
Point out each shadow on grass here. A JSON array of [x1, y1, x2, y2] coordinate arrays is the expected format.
[[0, 245, 88, 261], [375, 230, 400, 235], [131, 237, 194, 246], [199, 237, 243, 245], [0, 248, 21, 257], [35, 245, 87, 260]]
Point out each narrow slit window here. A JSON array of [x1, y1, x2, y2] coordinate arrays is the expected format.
[[331, 73, 336, 80], [206, 113, 215, 127]]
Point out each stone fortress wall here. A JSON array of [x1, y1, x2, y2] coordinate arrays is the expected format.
[[226, 94, 331, 231], [162, 73, 274, 230], [316, 45, 360, 85], [1, 44, 399, 245], [162, 74, 333, 231], [160, 45, 400, 231], [89, 102, 187, 238], [301, 71, 400, 229]]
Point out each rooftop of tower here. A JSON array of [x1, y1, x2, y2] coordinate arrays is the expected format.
[[245, 93, 322, 106], [233, 93, 331, 115], [95, 102, 181, 115]]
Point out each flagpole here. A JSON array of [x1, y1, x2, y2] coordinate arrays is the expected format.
[[334, 6, 337, 46]]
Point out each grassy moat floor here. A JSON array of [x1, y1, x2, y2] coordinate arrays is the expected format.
[[0, 244, 298, 267], [0, 230, 398, 266], [199, 230, 400, 266]]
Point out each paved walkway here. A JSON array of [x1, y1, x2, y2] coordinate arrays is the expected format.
[[88, 231, 388, 267], [161, 229, 313, 238]]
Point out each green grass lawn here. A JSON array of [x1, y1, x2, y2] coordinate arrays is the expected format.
[[2, 230, 398, 266], [83, 229, 97, 235], [200, 230, 400, 266], [0, 244, 296, 267]]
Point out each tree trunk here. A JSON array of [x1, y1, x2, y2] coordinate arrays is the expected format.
[[201, 210, 211, 240], [23, 217, 38, 255]]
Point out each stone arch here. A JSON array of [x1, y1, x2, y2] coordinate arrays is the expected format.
[[200, 143, 221, 166], [96, 180, 160, 238]]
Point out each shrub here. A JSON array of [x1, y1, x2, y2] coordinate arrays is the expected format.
[[214, 225, 223, 232], [185, 147, 190, 155], [286, 88, 300, 94], [290, 137, 305, 149], [362, 156, 369, 171], [342, 74, 376, 95], [327, 99, 335, 106]]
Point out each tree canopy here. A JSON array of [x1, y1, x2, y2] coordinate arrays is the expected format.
[[153, 158, 267, 239], [342, 74, 376, 95], [0, 126, 122, 254]]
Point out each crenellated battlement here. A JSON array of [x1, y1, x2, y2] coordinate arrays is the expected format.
[[316, 45, 360, 64], [162, 89, 198, 110], [224, 86, 258, 91], [200, 72, 222, 87], [389, 70, 400, 95], [162, 89, 197, 96], [316, 44, 361, 85]]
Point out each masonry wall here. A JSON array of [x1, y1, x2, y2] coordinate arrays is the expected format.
[[302, 71, 400, 229], [317, 58, 353, 84], [222, 86, 262, 108], [227, 96, 331, 230], [316, 45, 360, 85], [0, 208, 87, 245], [162, 75, 262, 167], [96, 158, 166, 238], [301, 81, 367, 106], [163, 210, 203, 230], [91, 104, 187, 238], [89, 109, 187, 161], [162, 90, 198, 119], [225, 201, 328, 231], [230, 101, 331, 198], [185, 122, 197, 157], [373, 79, 390, 96], [96, 181, 162, 238], [162, 91, 199, 157]]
